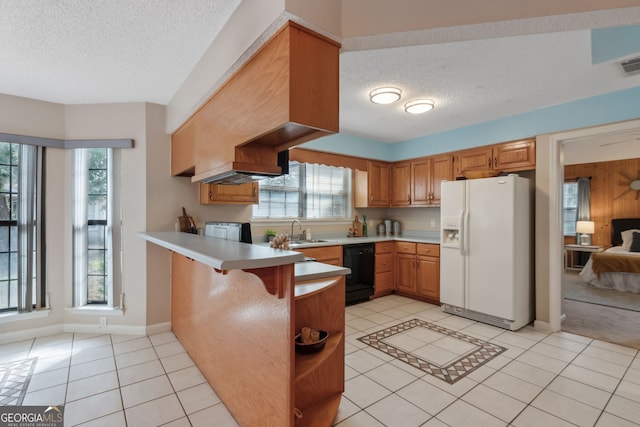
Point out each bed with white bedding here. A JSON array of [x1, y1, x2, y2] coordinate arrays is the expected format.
[[579, 218, 640, 293]]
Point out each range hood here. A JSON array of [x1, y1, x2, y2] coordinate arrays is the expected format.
[[194, 151, 289, 185], [202, 169, 278, 185], [176, 22, 339, 185]]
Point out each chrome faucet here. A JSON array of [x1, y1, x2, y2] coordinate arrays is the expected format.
[[290, 219, 302, 241]]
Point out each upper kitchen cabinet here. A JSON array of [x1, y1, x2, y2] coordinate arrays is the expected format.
[[199, 182, 258, 205], [493, 139, 536, 172], [390, 155, 452, 207], [390, 161, 412, 206], [354, 161, 390, 208], [171, 117, 196, 176], [170, 21, 340, 182], [455, 139, 535, 177], [429, 155, 454, 205]]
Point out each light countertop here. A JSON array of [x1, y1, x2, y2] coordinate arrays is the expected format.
[[294, 261, 350, 282], [139, 232, 351, 284], [139, 231, 304, 270], [260, 233, 441, 250]]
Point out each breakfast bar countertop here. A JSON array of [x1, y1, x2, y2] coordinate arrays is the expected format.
[[139, 231, 305, 270]]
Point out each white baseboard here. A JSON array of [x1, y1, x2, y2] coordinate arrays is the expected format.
[[0, 324, 65, 345], [533, 320, 551, 331], [1, 321, 173, 344], [146, 322, 172, 336], [533, 317, 564, 333], [63, 323, 148, 336]]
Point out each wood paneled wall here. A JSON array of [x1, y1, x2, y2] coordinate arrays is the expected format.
[[565, 158, 640, 247]]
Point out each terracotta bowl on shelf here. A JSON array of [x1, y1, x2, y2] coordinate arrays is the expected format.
[[294, 330, 329, 354], [462, 169, 503, 179]]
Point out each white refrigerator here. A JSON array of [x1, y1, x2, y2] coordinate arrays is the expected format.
[[440, 174, 533, 330]]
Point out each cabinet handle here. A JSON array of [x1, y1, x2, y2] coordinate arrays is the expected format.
[[253, 186, 257, 196], [407, 194, 411, 202], [370, 195, 373, 202], [209, 190, 213, 200], [494, 157, 497, 168], [488, 158, 492, 168]]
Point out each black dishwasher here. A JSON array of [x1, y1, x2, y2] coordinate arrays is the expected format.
[[343, 243, 375, 305]]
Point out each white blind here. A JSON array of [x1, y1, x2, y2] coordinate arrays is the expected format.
[[253, 162, 351, 219]]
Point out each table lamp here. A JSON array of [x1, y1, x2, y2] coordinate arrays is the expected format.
[[576, 221, 595, 246]]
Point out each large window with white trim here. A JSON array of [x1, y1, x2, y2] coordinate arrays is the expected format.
[[252, 162, 351, 219], [0, 142, 44, 312], [72, 148, 122, 307]]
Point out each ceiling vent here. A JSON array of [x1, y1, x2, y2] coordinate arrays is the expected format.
[[620, 57, 640, 76]]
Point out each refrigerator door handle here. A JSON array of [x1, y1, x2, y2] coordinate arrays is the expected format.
[[464, 210, 470, 256], [459, 210, 465, 256]]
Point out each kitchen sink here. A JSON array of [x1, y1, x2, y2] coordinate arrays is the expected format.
[[289, 239, 329, 246]]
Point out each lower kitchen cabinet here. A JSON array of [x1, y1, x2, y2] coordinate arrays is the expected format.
[[394, 241, 440, 304], [374, 241, 394, 297], [416, 243, 440, 301], [296, 245, 342, 266]]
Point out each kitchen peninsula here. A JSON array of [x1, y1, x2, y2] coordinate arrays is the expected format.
[[140, 231, 349, 427]]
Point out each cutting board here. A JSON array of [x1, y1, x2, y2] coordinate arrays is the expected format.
[[179, 207, 197, 233]]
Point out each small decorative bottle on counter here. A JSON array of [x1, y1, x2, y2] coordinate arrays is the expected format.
[[362, 215, 368, 237], [352, 216, 362, 237]]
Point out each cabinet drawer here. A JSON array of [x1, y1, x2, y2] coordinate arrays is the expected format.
[[298, 246, 342, 265], [375, 271, 393, 293], [417, 243, 440, 257], [375, 253, 393, 273], [395, 241, 416, 254], [375, 241, 393, 254]]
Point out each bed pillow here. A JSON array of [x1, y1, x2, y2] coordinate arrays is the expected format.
[[630, 232, 640, 252], [621, 229, 640, 251]]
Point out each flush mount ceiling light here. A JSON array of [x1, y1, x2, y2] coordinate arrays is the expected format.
[[404, 99, 435, 114], [369, 87, 402, 104]]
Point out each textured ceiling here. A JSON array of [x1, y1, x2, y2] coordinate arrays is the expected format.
[[0, 0, 241, 105], [341, 28, 640, 143], [0, 1, 639, 146]]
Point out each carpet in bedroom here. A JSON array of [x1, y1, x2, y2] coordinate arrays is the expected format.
[[562, 272, 640, 312], [561, 299, 640, 349]]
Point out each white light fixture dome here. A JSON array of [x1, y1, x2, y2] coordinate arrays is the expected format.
[[404, 99, 435, 114], [369, 87, 402, 104]]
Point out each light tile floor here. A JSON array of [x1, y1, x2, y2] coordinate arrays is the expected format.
[[0, 295, 638, 426]]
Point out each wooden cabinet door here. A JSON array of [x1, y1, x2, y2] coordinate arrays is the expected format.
[[456, 147, 494, 177], [171, 118, 196, 177], [395, 253, 416, 293], [411, 158, 430, 206], [200, 182, 259, 205], [390, 161, 411, 206], [368, 161, 390, 207], [416, 255, 439, 300], [430, 155, 453, 205], [494, 139, 535, 172]]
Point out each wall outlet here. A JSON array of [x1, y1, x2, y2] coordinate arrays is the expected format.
[[99, 316, 107, 328]]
